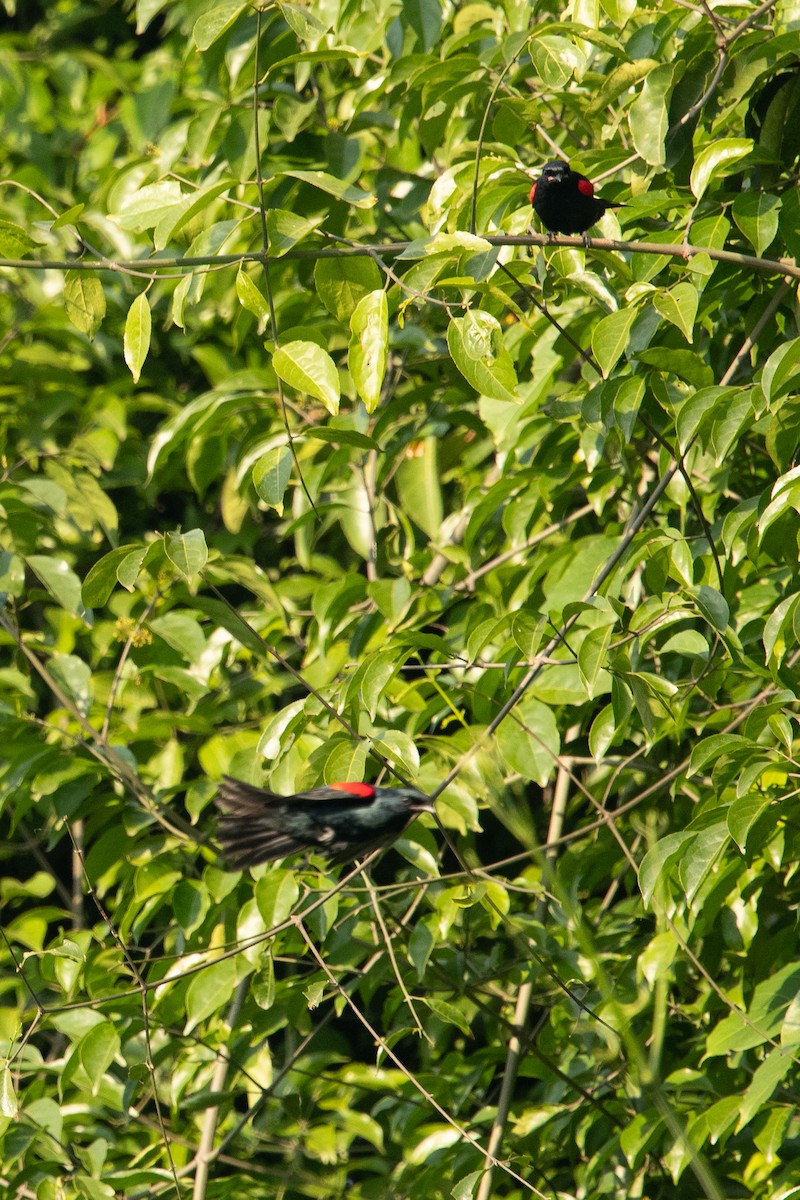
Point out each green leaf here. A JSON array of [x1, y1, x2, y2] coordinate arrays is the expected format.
[[26, 555, 84, 616], [185, 958, 243, 1032], [529, 34, 586, 87], [638, 831, 695, 907], [164, 529, 208, 580], [149, 612, 206, 662], [578, 622, 614, 698], [124, 291, 152, 382], [322, 740, 369, 783], [395, 437, 443, 537], [79, 1021, 120, 1094], [692, 585, 729, 631], [690, 138, 753, 201], [277, 0, 331, 38], [193, 2, 246, 50], [81, 545, 142, 606], [732, 192, 781, 256], [304, 426, 380, 450], [349, 289, 388, 412], [496, 696, 560, 787], [255, 870, 300, 927], [281, 168, 376, 209], [266, 208, 324, 255], [64, 271, 106, 340], [761, 338, 800, 406], [448, 311, 519, 402], [652, 282, 697, 343], [0, 1067, 18, 1118], [628, 62, 677, 166], [235, 269, 270, 324], [422, 996, 473, 1037], [591, 306, 637, 376], [272, 340, 340, 415], [49, 654, 92, 715], [704, 963, 800, 1057], [0, 219, 38, 257], [253, 446, 293, 513], [315, 256, 383, 322], [589, 704, 617, 760]]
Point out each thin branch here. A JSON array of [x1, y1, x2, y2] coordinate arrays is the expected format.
[[3, 231, 800, 280]]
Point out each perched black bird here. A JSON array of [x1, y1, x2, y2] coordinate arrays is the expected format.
[[215, 776, 434, 868], [530, 160, 622, 242]]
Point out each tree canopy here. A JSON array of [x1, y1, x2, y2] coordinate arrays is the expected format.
[[2, 1, 800, 1198]]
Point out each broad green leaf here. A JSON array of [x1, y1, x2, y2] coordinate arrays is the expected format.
[[692, 585, 729, 631], [236, 269, 270, 324], [165, 529, 208, 579], [149, 612, 206, 662], [732, 192, 781, 256], [629, 63, 677, 166], [281, 168, 376, 208], [405, 0, 443, 51], [511, 612, 546, 659], [253, 446, 293, 513], [678, 821, 729, 904], [761, 338, 800, 406], [0, 219, 37, 257], [395, 437, 443, 537], [256, 870, 300, 927], [124, 291, 152, 382], [185, 958, 244, 1033], [638, 831, 695, 907], [322, 740, 369, 783], [349, 289, 388, 412], [155, 180, 235, 250], [529, 35, 586, 87], [727, 793, 776, 854], [690, 138, 753, 200], [49, 654, 92, 715], [496, 696, 560, 787], [372, 730, 420, 777], [448, 311, 519, 402], [653, 282, 697, 343], [26, 555, 84, 616], [193, 2, 246, 49], [591, 306, 636, 376], [266, 208, 324, 255], [0, 1067, 17, 1118], [81, 545, 142, 606], [272, 340, 340, 415], [589, 703, 617, 760], [113, 180, 184, 231], [578, 622, 614, 697], [64, 271, 106, 340], [422, 996, 472, 1037], [704, 963, 800, 1057], [79, 1022, 120, 1095], [315, 256, 382, 322]]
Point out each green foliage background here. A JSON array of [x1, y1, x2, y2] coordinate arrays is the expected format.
[[2, 1, 800, 1197]]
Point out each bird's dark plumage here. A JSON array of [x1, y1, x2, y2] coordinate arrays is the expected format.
[[530, 160, 622, 239], [215, 776, 433, 868]]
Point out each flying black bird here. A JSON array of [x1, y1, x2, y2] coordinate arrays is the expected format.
[[215, 776, 434, 868], [530, 160, 623, 242]]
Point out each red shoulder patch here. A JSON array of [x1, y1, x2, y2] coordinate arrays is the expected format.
[[529, 183, 537, 204], [330, 782, 375, 798], [577, 178, 594, 197]]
